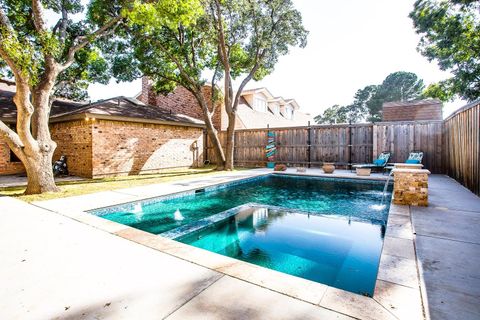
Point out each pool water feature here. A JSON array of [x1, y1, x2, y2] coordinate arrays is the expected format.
[[91, 174, 392, 295]]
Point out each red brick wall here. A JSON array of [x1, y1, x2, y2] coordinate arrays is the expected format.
[[382, 101, 443, 121], [51, 120, 93, 178], [0, 136, 25, 175], [91, 119, 204, 178], [139, 77, 221, 130], [1, 118, 205, 178]]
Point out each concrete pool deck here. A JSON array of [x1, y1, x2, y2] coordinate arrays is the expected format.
[[0, 169, 478, 319]]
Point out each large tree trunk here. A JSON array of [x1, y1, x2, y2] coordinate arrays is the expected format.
[[10, 80, 60, 195], [225, 112, 236, 170], [23, 147, 59, 194], [206, 126, 226, 170], [191, 89, 226, 170]]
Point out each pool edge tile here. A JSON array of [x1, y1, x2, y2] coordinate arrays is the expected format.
[[215, 260, 328, 305], [377, 254, 419, 289], [374, 280, 423, 320], [382, 236, 416, 260], [319, 286, 397, 320]]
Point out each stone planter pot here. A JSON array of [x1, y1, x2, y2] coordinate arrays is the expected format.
[[356, 167, 371, 176], [322, 162, 335, 174]]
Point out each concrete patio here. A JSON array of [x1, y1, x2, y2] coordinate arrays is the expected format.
[[411, 175, 480, 320], [0, 169, 479, 319]]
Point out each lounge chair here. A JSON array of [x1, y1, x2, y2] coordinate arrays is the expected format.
[[352, 151, 391, 173], [405, 151, 424, 164], [383, 151, 424, 174]]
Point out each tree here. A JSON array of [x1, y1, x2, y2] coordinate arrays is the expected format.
[[314, 72, 424, 123], [0, 0, 197, 194], [410, 0, 480, 101], [117, 1, 227, 168], [209, 0, 308, 170], [314, 105, 348, 124], [366, 71, 424, 121], [0, 0, 129, 194]]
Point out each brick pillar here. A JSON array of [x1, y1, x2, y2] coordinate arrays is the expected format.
[[392, 168, 430, 206]]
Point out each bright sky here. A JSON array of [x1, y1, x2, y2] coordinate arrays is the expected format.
[[87, 0, 464, 118]]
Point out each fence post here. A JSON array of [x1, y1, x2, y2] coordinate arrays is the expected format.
[[347, 121, 352, 169], [307, 121, 312, 168], [372, 123, 378, 161]]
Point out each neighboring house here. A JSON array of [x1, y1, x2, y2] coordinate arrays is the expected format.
[[139, 78, 313, 130], [382, 99, 443, 121], [231, 87, 313, 129], [0, 82, 205, 178]]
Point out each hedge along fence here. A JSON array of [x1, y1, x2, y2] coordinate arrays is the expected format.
[[443, 100, 480, 196], [206, 121, 444, 173]]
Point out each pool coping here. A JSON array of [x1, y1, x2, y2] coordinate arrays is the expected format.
[[33, 170, 425, 320]]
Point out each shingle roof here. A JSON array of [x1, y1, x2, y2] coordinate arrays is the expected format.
[[0, 83, 204, 127], [51, 96, 204, 126], [0, 81, 84, 122]]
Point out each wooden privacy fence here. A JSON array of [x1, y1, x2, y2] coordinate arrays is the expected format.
[[207, 120, 445, 173], [443, 100, 480, 196]]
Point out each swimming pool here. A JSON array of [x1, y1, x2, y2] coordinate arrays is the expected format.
[[91, 174, 392, 295]]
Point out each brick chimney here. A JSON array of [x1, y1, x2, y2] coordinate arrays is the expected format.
[[138, 77, 222, 130]]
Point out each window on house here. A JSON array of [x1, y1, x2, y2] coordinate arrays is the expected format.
[[253, 97, 267, 112], [271, 104, 280, 115], [285, 106, 294, 119]]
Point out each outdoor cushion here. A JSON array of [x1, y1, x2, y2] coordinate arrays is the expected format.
[[378, 153, 390, 161], [407, 152, 423, 162], [374, 159, 386, 166], [406, 159, 420, 164]]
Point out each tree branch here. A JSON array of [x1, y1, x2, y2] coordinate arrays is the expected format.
[[233, 51, 264, 112], [0, 120, 24, 150], [31, 0, 48, 32], [0, 7, 23, 78], [0, 119, 26, 162], [60, 15, 123, 71], [148, 38, 200, 93]]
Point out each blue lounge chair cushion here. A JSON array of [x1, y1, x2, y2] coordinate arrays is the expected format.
[[374, 159, 386, 166], [405, 152, 423, 165], [406, 159, 420, 164]]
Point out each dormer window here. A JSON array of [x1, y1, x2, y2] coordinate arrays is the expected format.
[[270, 103, 280, 115], [253, 97, 267, 112], [285, 106, 294, 119]]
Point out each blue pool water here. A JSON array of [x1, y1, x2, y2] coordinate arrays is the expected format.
[[91, 174, 392, 295], [179, 205, 385, 295]]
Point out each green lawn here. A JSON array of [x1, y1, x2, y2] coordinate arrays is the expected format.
[[0, 166, 247, 202]]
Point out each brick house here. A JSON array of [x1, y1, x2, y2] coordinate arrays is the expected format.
[[139, 78, 313, 130], [382, 99, 443, 121], [0, 82, 205, 178]]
